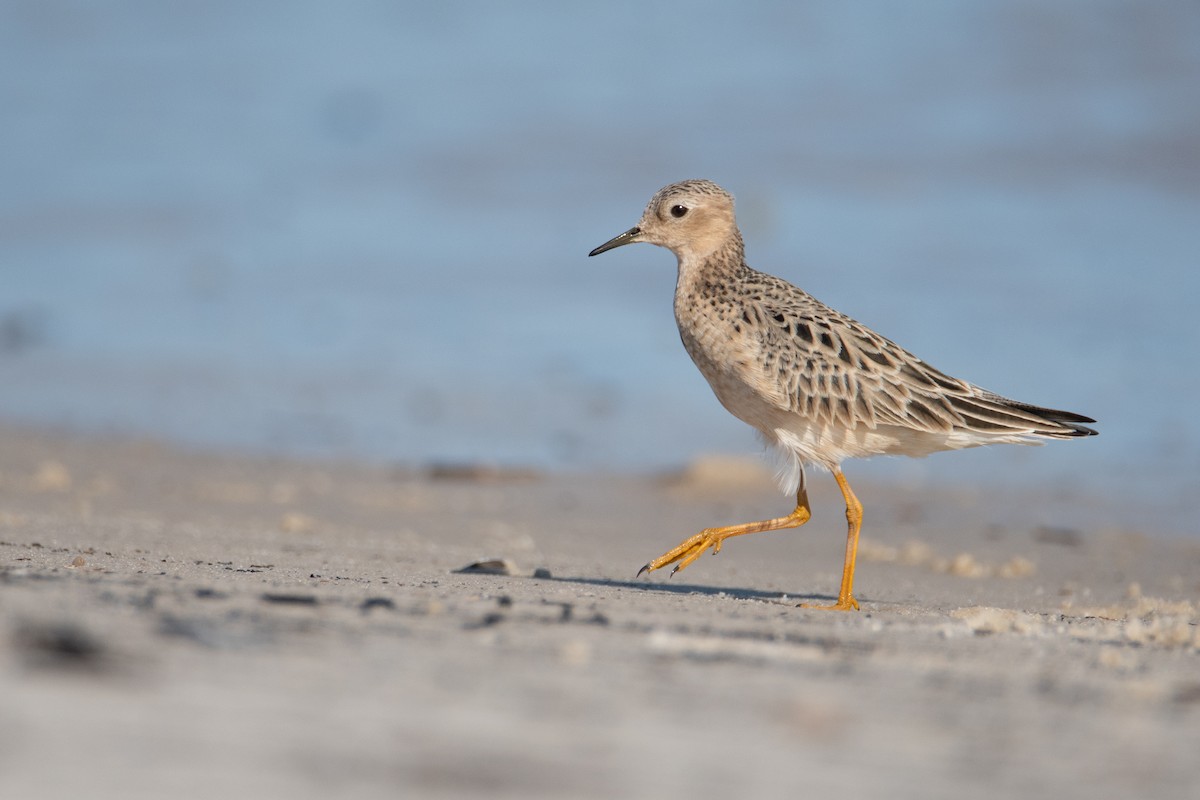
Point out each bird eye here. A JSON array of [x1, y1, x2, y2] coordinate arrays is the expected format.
[[670, 205, 688, 218]]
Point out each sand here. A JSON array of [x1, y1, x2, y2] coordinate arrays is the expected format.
[[0, 424, 1197, 799]]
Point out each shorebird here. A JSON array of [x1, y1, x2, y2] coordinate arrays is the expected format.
[[588, 179, 1097, 610]]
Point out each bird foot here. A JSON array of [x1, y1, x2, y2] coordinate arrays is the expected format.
[[799, 596, 860, 612], [635, 529, 728, 578]]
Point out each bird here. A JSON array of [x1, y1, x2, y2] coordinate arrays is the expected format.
[[588, 179, 1097, 610]]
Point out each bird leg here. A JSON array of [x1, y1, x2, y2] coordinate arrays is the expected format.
[[637, 488, 812, 577], [800, 469, 862, 611]]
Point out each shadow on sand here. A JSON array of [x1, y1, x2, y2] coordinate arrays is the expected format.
[[538, 573, 840, 606]]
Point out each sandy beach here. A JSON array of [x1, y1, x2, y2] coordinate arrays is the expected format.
[[4, 3, 1198, 797], [0, 423, 1196, 799]]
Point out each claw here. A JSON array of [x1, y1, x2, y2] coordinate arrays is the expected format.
[[636, 563, 651, 578]]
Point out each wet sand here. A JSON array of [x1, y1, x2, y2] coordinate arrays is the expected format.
[[1, 424, 1197, 799]]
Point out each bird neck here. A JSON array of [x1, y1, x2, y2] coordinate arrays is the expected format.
[[675, 230, 748, 290]]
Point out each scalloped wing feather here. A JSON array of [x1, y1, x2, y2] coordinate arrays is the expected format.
[[749, 278, 1096, 443]]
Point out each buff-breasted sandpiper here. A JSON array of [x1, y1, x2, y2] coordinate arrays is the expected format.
[[589, 179, 1097, 610]]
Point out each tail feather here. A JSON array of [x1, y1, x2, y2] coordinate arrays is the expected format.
[[976, 391, 1098, 438]]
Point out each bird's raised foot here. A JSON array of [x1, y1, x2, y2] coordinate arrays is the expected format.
[[635, 529, 729, 578]]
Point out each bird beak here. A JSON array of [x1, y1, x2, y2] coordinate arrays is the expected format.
[[588, 226, 641, 257]]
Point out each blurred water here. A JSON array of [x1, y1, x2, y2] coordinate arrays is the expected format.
[[2, 1, 1198, 530]]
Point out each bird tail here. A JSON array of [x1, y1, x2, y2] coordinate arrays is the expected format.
[[971, 391, 1098, 439]]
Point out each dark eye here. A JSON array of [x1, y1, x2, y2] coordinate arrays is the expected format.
[[670, 204, 688, 218]]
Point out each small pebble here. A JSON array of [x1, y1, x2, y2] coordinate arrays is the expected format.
[[16, 622, 106, 670], [260, 593, 319, 606], [455, 559, 518, 576], [360, 597, 396, 612]]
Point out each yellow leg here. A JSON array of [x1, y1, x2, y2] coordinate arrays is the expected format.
[[800, 469, 862, 611], [638, 488, 812, 577]]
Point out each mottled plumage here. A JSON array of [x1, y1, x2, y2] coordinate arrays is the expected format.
[[589, 179, 1096, 610]]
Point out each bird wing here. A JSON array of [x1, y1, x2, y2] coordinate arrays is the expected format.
[[748, 280, 1094, 439]]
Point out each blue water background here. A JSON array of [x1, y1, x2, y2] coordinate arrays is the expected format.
[[2, 2, 1197, 532]]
